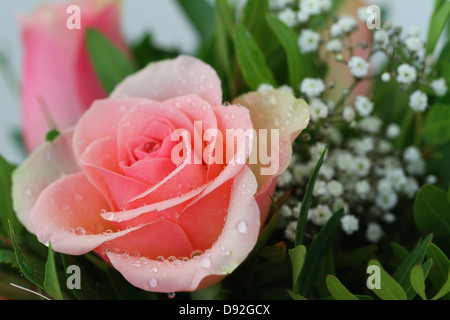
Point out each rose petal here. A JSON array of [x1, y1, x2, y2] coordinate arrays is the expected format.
[[177, 180, 232, 251], [233, 90, 310, 195], [107, 166, 260, 292], [79, 137, 149, 209], [111, 55, 222, 106], [12, 129, 80, 232], [30, 172, 144, 255], [100, 220, 194, 260], [73, 98, 144, 159]]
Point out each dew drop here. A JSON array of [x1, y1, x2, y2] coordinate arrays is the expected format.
[[236, 221, 248, 234], [148, 277, 158, 289], [200, 257, 211, 268], [156, 256, 165, 262], [167, 292, 176, 299], [190, 250, 203, 259], [75, 227, 86, 235], [102, 211, 115, 221]]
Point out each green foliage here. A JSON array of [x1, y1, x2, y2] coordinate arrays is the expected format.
[[175, 0, 215, 42], [86, 28, 137, 94], [426, 0, 450, 54]]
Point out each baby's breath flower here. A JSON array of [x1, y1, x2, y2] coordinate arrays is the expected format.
[[300, 78, 325, 97], [343, 106, 356, 122], [298, 29, 321, 53], [330, 23, 343, 38], [375, 192, 398, 211], [327, 180, 344, 197], [348, 56, 370, 78], [353, 156, 372, 177], [309, 99, 329, 121], [341, 215, 359, 235], [279, 205, 293, 218], [381, 72, 391, 82], [300, 0, 321, 15], [297, 10, 310, 23], [403, 177, 419, 198], [309, 205, 333, 226], [337, 15, 358, 33], [313, 180, 328, 197], [284, 221, 298, 242], [430, 78, 448, 97], [258, 83, 274, 92], [409, 90, 428, 112], [278, 7, 297, 27], [403, 146, 421, 163], [386, 168, 407, 191], [396, 63, 417, 84], [382, 212, 396, 224], [277, 170, 294, 187], [269, 0, 292, 10], [366, 223, 384, 243], [386, 123, 401, 139], [425, 175, 437, 185], [326, 39, 343, 52], [355, 180, 371, 197], [405, 36, 423, 52], [355, 96, 374, 117], [374, 29, 388, 43], [359, 117, 382, 134]]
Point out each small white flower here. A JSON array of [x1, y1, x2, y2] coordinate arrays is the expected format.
[[374, 29, 388, 43], [300, 78, 325, 97], [406, 158, 425, 176], [396, 64, 417, 84], [425, 175, 437, 185], [377, 178, 393, 194], [327, 180, 344, 198], [333, 198, 349, 214], [359, 117, 382, 134], [330, 23, 343, 38], [351, 137, 374, 155], [319, 164, 335, 181], [309, 99, 329, 122], [336, 151, 354, 172], [269, 0, 292, 10], [348, 56, 370, 78], [297, 10, 309, 23], [383, 212, 396, 224], [284, 221, 298, 242], [386, 168, 407, 191], [326, 39, 343, 52], [279, 84, 295, 95], [376, 192, 398, 210], [343, 106, 356, 122], [309, 205, 333, 226], [355, 96, 374, 117], [313, 180, 328, 197], [341, 215, 359, 235], [403, 146, 421, 163], [409, 90, 428, 112], [258, 84, 274, 92], [277, 170, 293, 187], [403, 177, 419, 198], [310, 142, 327, 161], [366, 223, 384, 243], [293, 164, 311, 183], [338, 15, 358, 33], [405, 37, 423, 52], [353, 156, 372, 177], [431, 78, 448, 97], [298, 29, 321, 53], [300, 0, 321, 15], [278, 8, 298, 27], [381, 72, 391, 82], [378, 139, 393, 154], [386, 123, 401, 139], [355, 180, 371, 197], [279, 205, 293, 218], [318, 0, 332, 12]]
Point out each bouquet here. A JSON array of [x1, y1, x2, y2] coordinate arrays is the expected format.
[[0, 0, 449, 304]]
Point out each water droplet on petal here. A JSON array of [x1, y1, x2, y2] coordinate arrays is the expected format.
[[236, 221, 248, 234], [200, 257, 211, 268], [75, 227, 86, 235], [167, 292, 176, 299], [102, 211, 115, 221], [190, 250, 203, 259], [148, 277, 158, 289]]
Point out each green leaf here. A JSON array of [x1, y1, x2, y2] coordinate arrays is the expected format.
[[45, 129, 60, 143], [9, 221, 45, 291], [368, 260, 407, 300], [390, 242, 410, 264], [287, 290, 307, 300], [0, 155, 22, 238], [175, 0, 214, 42], [335, 245, 378, 268], [295, 147, 327, 247], [288, 245, 306, 289], [410, 265, 427, 300], [393, 234, 433, 299], [426, 243, 450, 297], [43, 243, 64, 300], [422, 104, 450, 145], [432, 269, 450, 300], [426, 0, 450, 54], [414, 186, 450, 237], [295, 208, 344, 297], [86, 28, 137, 94], [0, 249, 19, 269], [326, 275, 358, 300], [259, 241, 286, 263], [266, 14, 311, 90], [234, 24, 276, 90]]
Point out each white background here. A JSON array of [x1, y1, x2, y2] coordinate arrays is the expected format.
[[0, 0, 435, 164]]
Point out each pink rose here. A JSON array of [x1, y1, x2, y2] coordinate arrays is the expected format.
[[12, 56, 309, 293], [21, 0, 127, 152]]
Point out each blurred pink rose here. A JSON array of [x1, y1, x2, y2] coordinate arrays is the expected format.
[[21, 0, 128, 152], [13, 56, 309, 293]]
